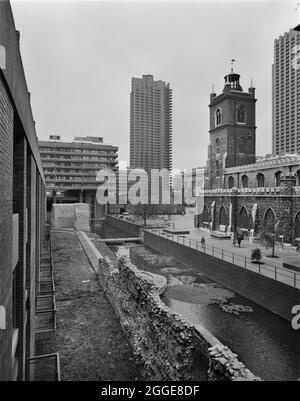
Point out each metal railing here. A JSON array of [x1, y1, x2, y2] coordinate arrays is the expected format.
[[35, 294, 57, 332], [28, 353, 61, 381], [36, 279, 55, 296], [36, 229, 57, 333], [107, 214, 175, 230], [146, 228, 300, 289]]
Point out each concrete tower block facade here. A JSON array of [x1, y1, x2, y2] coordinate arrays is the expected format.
[[207, 71, 256, 189]]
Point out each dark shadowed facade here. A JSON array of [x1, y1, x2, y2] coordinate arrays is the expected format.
[[195, 69, 300, 244], [0, 0, 46, 380]]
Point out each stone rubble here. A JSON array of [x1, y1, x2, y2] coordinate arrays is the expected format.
[[97, 251, 261, 381]]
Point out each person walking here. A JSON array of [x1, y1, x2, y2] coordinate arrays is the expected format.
[[237, 233, 243, 248], [233, 236, 237, 247], [201, 236, 206, 249]]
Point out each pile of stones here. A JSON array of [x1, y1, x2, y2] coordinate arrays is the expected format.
[[211, 297, 253, 315], [208, 344, 261, 381]]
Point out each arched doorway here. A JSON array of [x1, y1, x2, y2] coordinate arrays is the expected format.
[[202, 204, 210, 226], [219, 205, 228, 227], [294, 211, 300, 238], [263, 208, 276, 230], [239, 207, 249, 230]]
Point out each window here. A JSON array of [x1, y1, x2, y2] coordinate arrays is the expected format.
[[215, 108, 222, 126], [263, 208, 276, 230], [216, 138, 221, 153], [239, 207, 249, 229], [237, 104, 246, 123], [257, 173, 265, 188], [219, 206, 228, 226], [228, 176, 234, 188], [241, 175, 248, 188], [216, 160, 221, 177], [275, 171, 282, 187]]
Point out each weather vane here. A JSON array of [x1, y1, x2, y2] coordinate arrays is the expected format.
[[231, 59, 236, 73]]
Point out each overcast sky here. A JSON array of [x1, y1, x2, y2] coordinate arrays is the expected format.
[[11, 0, 298, 169]]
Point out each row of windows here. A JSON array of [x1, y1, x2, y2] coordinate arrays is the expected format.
[[226, 171, 289, 189], [215, 104, 246, 127]]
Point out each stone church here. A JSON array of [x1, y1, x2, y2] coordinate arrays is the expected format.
[[195, 68, 300, 244]]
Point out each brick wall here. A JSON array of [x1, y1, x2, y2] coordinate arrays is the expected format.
[[0, 75, 14, 381], [25, 155, 37, 373], [13, 132, 27, 381]]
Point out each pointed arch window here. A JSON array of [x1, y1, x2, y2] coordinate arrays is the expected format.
[[215, 108, 222, 126], [239, 207, 249, 229], [228, 176, 234, 188], [275, 171, 282, 187], [257, 173, 265, 188], [219, 205, 228, 226], [237, 104, 246, 123], [202, 204, 210, 224], [216, 138, 221, 153], [264, 208, 276, 230], [216, 160, 221, 177], [241, 174, 248, 188]]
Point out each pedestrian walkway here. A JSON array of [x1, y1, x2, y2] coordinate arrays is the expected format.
[[169, 215, 300, 269], [147, 226, 300, 289]]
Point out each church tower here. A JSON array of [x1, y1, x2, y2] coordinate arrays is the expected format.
[[207, 63, 256, 189]]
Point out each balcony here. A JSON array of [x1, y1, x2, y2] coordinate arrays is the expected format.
[[28, 353, 61, 381]]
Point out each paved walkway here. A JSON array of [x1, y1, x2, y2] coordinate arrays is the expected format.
[[168, 215, 300, 268], [142, 215, 300, 289]]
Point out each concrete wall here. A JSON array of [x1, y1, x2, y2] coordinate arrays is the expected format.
[[105, 215, 140, 237], [144, 231, 300, 322], [51, 203, 90, 231]]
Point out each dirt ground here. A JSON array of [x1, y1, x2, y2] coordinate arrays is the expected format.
[[50, 230, 143, 381]]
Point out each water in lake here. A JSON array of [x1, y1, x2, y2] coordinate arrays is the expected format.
[[111, 243, 300, 381]]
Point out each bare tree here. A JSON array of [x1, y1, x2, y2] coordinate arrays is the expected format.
[[259, 220, 280, 258]]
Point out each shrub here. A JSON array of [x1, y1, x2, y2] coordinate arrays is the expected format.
[[251, 248, 262, 263]]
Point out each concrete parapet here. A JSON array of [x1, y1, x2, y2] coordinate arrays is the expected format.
[[51, 203, 90, 231], [76, 231, 102, 271]]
